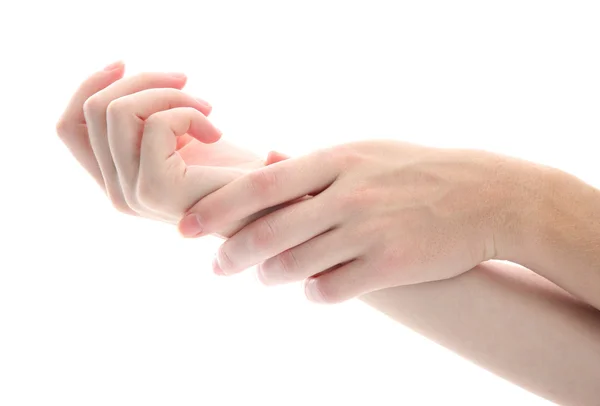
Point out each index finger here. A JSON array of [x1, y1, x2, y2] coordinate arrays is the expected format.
[[178, 149, 340, 237]]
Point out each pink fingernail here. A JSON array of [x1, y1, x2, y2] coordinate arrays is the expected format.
[[103, 61, 124, 71], [179, 214, 203, 237], [168, 72, 187, 79]]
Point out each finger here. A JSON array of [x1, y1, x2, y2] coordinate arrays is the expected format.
[[257, 227, 360, 285], [181, 150, 340, 237], [106, 88, 213, 207], [304, 259, 378, 304], [55, 61, 125, 188], [58, 61, 125, 126], [141, 106, 221, 168], [83, 71, 189, 212], [138, 107, 222, 207], [213, 195, 337, 275]]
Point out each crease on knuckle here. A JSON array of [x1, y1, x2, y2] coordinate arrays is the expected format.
[[311, 278, 337, 304], [248, 168, 279, 195], [278, 249, 300, 279], [250, 217, 277, 251]]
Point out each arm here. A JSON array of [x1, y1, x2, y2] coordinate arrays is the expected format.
[[500, 163, 600, 311], [360, 261, 600, 406], [181, 147, 600, 404], [217, 203, 600, 404], [191, 152, 600, 404], [182, 142, 600, 310]]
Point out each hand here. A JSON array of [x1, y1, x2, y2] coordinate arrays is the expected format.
[[180, 140, 524, 302], [56, 61, 265, 236]]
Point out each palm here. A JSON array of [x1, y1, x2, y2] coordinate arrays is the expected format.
[[176, 135, 262, 170]]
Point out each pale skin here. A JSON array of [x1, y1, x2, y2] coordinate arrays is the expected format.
[[57, 62, 600, 405]]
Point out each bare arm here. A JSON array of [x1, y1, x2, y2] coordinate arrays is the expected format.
[[502, 162, 600, 311], [184, 143, 600, 310], [360, 260, 600, 406]]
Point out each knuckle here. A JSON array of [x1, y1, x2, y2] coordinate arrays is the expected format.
[[110, 198, 133, 215], [82, 95, 105, 118], [106, 98, 129, 121], [106, 185, 134, 215], [336, 184, 379, 212], [277, 250, 300, 278], [250, 217, 277, 251], [121, 190, 142, 213], [336, 190, 363, 212], [247, 169, 279, 195], [143, 113, 167, 133], [330, 145, 361, 169], [55, 118, 72, 139], [143, 113, 160, 127], [378, 245, 408, 274]]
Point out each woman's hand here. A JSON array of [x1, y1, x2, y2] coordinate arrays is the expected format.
[[56, 62, 264, 236], [181, 140, 531, 302]]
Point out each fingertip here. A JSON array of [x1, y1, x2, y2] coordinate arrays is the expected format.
[[195, 97, 213, 117], [195, 97, 212, 109], [169, 72, 188, 89], [178, 213, 204, 238], [103, 60, 125, 72], [189, 121, 222, 144]]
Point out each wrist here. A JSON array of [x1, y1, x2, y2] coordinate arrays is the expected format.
[[492, 157, 597, 267], [485, 155, 549, 263]]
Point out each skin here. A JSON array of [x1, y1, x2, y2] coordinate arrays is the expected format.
[[181, 140, 600, 310], [361, 261, 600, 406], [57, 63, 600, 405], [56, 61, 267, 237]]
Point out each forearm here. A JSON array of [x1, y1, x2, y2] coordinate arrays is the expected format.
[[501, 160, 600, 310], [360, 261, 600, 406]]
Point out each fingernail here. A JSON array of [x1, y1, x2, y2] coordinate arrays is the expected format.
[[212, 256, 224, 276], [103, 61, 124, 71], [305, 278, 325, 303], [195, 97, 212, 108], [179, 214, 203, 237], [168, 72, 187, 79]]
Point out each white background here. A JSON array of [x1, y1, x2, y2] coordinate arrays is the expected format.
[[1, 1, 599, 405]]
